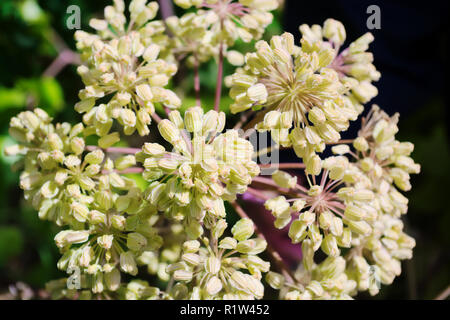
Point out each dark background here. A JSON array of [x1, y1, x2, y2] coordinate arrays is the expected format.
[[0, 0, 448, 299]]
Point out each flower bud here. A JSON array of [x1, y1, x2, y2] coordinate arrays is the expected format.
[[98, 132, 120, 149], [306, 154, 321, 175], [182, 240, 200, 254], [266, 271, 285, 290], [272, 170, 297, 189], [88, 210, 106, 224], [173, 269, 193, 282], [120, 252, 138, 275], [321, 234, 340, 257], [70, 202, 89, 222], [127, 232, 147, 251], [323, 18, 346, 46], [70, 137, 85, 155], [231, 218, 254, 241], [158, 119, 180, 143], [212, 227, 234, 245], [184, 107, 203, 133], [247, 83, 268, 103], [212, 219, 227, 239], [346, 219, 372, 236], [288, 220, 307, 243], [54, 230, 89, 249], [227, 50, 245, 66], [143, 44, 160, 62], [142, 142, 165, 156], [331, 144, 350, 155], [111, 214, 126, 230], [115, 155, 136, 170], [136, 84, 154, 102], [105, 268, 121, 291], [204, 256, 221, 275], [344, 204, 365, 221], [85, 149, 104, 165], [206, 276, 223, 295], [48, 133, 64, 150], [97, 234, 114, 249]]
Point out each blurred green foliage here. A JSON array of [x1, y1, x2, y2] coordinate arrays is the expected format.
[[0, 0, 447, 299]]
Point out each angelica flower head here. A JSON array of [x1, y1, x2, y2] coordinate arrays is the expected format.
[[166, 218, 269, 299], [54, 186, 164, 294], [300, 19, 380, 107], [345, 212, 416, 296], [228, 32, 361, 169], [75, 0, 180, 137], [173, 0, 278, 46], [137, 107, 259, 233], [267, 255, 357, 300], [3, 2, 423, 300], [165, 12, 220, 66], [353, 105, 420, 193], [265, 159, 376, 263]]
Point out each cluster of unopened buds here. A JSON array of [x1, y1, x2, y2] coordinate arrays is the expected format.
[[4, 0, 420, 300]]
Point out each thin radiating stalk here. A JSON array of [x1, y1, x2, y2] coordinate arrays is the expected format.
[[86, 146, 141, 154], [102, 167, 144, 174], [194, 55, 201, 106], [246, 187, 271, 201], [259, 163, 306, 169], [214, 42, 224, 112], [151, 112, 162, 124], [327, 139, 354, 144]]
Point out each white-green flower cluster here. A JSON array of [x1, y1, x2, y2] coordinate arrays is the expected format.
[[267, 256, 357, 300], [228, 31, 361, 170], [6, 109, 128, 226], [5, 0, 421, 301], [173, 0, 278, 46], [165, 12, 221, 66], [342, 105, 419, 293], [167, 218, 269, 299], [54, 197, 162, 294], [300, 19, 380, 108], [137, 107, 259, 234], [6, 108, 169, 297], [75, 0, 180, 137], [265, 162, 376, 261], [263, 105, 420, 299]]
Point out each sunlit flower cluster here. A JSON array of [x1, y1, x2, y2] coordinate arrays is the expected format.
[[75, 0, 180, 137], [300, 19, 380, 109], [167, 218, 269, 299], [265, 162, 376, 260], [263, 105, 420, 299], [228, 31, 362, 170], [4, 1, 421, 301], [137, 107, 259, 234], [53, 194, 162, 294], [6, 109, 126, 226], [173, 0, 278, 46], [165, 12, 220, 66]]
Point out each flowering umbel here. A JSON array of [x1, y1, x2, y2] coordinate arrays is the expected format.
[[4, 1, 420, 300], [75, 0, 179, 137], [137, 107, 259, 236]]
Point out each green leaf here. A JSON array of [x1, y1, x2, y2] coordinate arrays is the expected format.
[[0, 87, 27, 110], [38, 77, 64, 112], [0, 226, 24, 266], [19, 0, 47, 25]]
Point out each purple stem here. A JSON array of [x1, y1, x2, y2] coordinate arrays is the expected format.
[[158, 0, 175, 19]]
